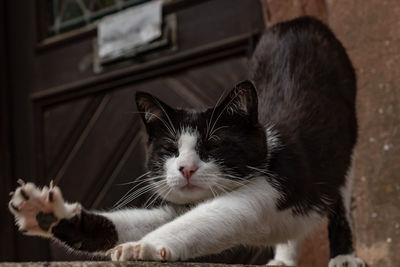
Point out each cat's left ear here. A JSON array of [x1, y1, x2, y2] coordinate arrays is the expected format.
[[218, 80, 258, 122], [135, 91, 175, 128]]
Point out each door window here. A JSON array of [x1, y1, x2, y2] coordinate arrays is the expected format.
[[47, 0, 151, 36]]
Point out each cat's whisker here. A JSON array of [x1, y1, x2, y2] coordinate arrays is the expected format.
[[208, 90, 242, 139], [129, 111, 176, 138], [247, 165, 272, 175], [213, 183, 229, 196], [153, 98, 177, 135], [206, 89, 226, 138], [142, 191, 160, 209], [208, 125, 229, 140], [115, 171, 151, 186], [113, 181, 149, 209], [159, 187, 173, 207], [112, 176, 165, 208], [144, 183, 169, 208], [113, 181, 165, 210], [208, 185, 217, 198], [118, 175, 166, 187]]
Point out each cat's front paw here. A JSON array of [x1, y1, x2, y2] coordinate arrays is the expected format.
[[108, 241, 173, 261], [8, 180, 81, 237], [328, 254, 365, 267]]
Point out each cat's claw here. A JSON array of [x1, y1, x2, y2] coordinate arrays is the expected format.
[[8, 181, 81, 237], [108, 241, 172, 261], [328, 254, 366, 267]]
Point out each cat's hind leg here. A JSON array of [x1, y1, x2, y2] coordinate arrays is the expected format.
[[327, 198, 365, 267], [267, 240, 298, 266]]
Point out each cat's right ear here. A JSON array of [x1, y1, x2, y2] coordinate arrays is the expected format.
[[217, 80, 259, 122], [135, 92, 175, 129]]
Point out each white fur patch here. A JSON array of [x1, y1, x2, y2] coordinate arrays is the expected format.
[[266, 125, 282, 162], [8, 182, 80, 238], [268, 240, 299, 266], [101, 206, 180, 244], [161, 129, 221, 204], [328, 254, 366, 267], [341, 151, 355, 229], [176, 130, 200, 169], [138, 177, 323, 260]]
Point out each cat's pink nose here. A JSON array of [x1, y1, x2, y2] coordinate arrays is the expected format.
[[179, 165, 198, 180]]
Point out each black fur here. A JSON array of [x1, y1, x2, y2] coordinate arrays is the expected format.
[[136, 82, 268, 182], [328, 200, 354, 258], [52, 209, 118, 252], [137, 16, 358, 258], [250, 17, 357, 216], [250, 16, 357, 256], [36, 212, 57, 231]]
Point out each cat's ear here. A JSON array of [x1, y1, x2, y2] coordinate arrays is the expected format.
[[218, 80, 258, 122], [135, 92, 175, 127]]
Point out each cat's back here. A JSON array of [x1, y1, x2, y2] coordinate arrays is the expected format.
[[250, 16, 356, 142], [249, 17, 357, 196]]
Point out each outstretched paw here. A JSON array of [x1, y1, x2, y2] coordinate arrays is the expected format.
[[108, 241, 172, 261], [329, 254, 365, 267], [8, 179, 81, 237]]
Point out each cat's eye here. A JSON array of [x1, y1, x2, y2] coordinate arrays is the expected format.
[[161, 144, 178, 156]]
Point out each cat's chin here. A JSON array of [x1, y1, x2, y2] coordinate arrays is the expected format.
[[159, 185, 213, 204], [179, 184, 202, 192]]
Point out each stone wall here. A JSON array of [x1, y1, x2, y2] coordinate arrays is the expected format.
[[327, 1, 400, 266], [260, 0, 400, 266]]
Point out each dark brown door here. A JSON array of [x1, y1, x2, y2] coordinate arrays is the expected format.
[[2, 0, 266, 261]]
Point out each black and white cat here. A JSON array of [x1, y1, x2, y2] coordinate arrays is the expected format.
[[9, 17, 365, 267]]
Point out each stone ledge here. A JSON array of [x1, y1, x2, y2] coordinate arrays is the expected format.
[[0, 262, 288, 267]]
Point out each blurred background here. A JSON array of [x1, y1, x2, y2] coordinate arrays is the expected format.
[[0, 0, 399, 266]]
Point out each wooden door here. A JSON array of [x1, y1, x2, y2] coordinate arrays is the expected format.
[[2, 0, 269, 262]]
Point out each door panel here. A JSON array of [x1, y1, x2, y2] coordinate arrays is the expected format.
[[4, 0, 267, 262], [44, 96, 94, 173], [35, 0, 263, 92]]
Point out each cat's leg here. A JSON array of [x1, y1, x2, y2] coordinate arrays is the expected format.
[[108, 177, 280, 261], [327, 198, 365, 267], [267, 240, 299, 266], [9, 181, 179, 253]]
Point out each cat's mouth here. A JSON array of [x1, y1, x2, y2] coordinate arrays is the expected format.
[[179, 183, 202, 192]]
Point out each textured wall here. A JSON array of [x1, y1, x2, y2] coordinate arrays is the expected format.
[[327, 0, 400, 266], [261, 0, 327, 25], [259, 0, 400, 266]]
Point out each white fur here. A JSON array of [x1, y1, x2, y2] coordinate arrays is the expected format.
[[100, 206, 181, 244], [11, 126, 361, 265], [109, 126, 321, 262], [8, 182, 80, 238], [110, 177, 322, 261], [160, 129, 239, 204], [268, 240, 299, 266], [328, 254, 366, 267], [266, 125, 281, 154], [341, 153, 355, 229]]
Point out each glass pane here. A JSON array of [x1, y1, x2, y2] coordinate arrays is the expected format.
[[61, 1, 84, 21], [47, 0, 152, 36]]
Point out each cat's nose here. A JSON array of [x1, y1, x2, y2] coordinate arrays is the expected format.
[[178, 165, 198, 180]]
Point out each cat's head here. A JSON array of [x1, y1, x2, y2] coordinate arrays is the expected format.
[[136, 80, 267, 204]]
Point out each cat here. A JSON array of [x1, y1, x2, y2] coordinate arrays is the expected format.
[[9, 17, 365, 267]]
